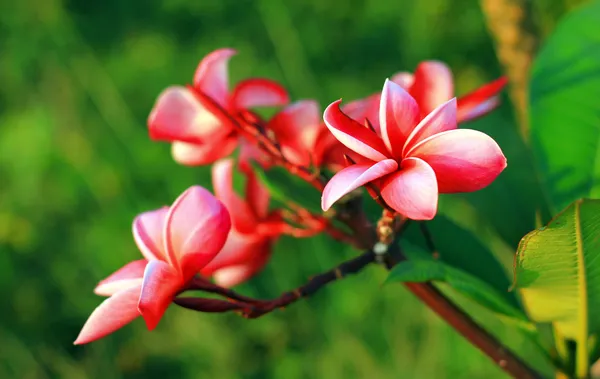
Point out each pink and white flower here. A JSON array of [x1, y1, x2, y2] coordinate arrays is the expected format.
[[148, 48, 289, 166], [74, 186, 231, 344], [343, 61, 508, 131], [321, 79, 507, 220], [201, 158, 289, 287], [267, 100, 368, 171]]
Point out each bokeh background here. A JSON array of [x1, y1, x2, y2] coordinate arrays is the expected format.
[[0, 0, 577, 378]]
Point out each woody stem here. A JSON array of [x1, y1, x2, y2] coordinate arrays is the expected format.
[[177, 249, 377, 317], [382, 243, 542, 379]]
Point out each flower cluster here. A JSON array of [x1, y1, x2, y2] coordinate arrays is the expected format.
[[76, 48, 507, 344]]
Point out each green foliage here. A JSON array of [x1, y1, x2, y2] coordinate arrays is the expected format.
[[400, 213, 517, 305], [530, 0, 600, 214], [514, 199, 600, 375], [0, 0, 577, 378], [386, 257, 532, 330]]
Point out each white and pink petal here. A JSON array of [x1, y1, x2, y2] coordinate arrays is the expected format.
[[74, 283, 142, 345], [133, 207, 169, 261], [323, 100, 390, 162], [231, 78, 289, 110], [171, 136, 238, 167], [411, 61, 454, 115], [402, 98, 457, 155], [212, 158, 259, 232], [380, 158, 439, 220], [148, 86, 231, 144], [95, 260, 147, 296], [193, 48, 237, 106], [407, 129, 507, 193], [456, 77, 508, 123], [379, 79, 420, 157], [164, 186, 231, 277], [138, 260, 182, 330], [321, 159, 398, 211]]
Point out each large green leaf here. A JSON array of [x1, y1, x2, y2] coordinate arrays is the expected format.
[[530, 0, 600, 214], [514, 199, 600, 373], [386, 257, 533, 331]]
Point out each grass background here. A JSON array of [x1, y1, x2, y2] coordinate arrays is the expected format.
[[0, 0, 576, 377]]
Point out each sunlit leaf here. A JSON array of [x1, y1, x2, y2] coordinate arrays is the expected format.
[[514, 199, 600, 373]]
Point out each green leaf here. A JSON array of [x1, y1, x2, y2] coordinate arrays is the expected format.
[[530, 0, 600, 214], [251, 163, 323, 214], [514, 199, 600, 375], [386, 258, 533, 331], [401, 214, 518, 306]]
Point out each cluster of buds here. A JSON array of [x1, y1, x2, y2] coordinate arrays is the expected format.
[[76, 48, 508, 344]]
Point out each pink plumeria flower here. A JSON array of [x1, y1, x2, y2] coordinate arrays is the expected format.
[[74, 186, 231, 345], [267, 100, 368, 171], [148, 48, 289, 166], [345, 61, 508, 131], [321, 79, 507, 220], [200, 158, 288, 287]]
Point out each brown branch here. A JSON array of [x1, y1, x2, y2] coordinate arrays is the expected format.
[[480, 0, 539, 140], [384, 245, 543, 379], [175, 249, 376, 318]]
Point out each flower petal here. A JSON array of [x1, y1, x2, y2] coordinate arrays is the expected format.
[[148, 86, 231, 144], [391, 72, 415, 88], [238, 139, 272, 170], [321, 159, 398, 211], [138, 260, 182, 330], [411, 61, 454, 115], [231, 78, 289, 109], [402, 98, 457, 155], [245, 167, 270, 220], [408, 129, 507, 193], [342, 94, 382, 134], [201, 229, 272, 287], [193, 48, 236, 106], [380, 157, 438, 220], [74, 283, 142, 345], [379, 79, 420, 158], [95, 260, 147, 296], [268, 100, 321, 166], [212, 259, 269, 288], [171, 136, 238, 166], [133, 207, 169, 261], [164, 186, 231, 278], [456, 77, 508, 123], [323, 100, 390, 161], [212, 159, 258, 233]]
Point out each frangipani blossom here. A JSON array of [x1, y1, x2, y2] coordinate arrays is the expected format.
[[347, 61, 508, 131], [201, 158, 287, 287], [74, 186, 231, 345], [267, 100, 367, 171], [321, 79, 507, 220], [148, 48, 289, 166]]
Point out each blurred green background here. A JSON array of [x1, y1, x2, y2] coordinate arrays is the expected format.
[[0, 0, 576, 378]]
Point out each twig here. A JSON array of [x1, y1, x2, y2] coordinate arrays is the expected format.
[[176, 250, 376, 318], [383, 244, 543, 379]]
